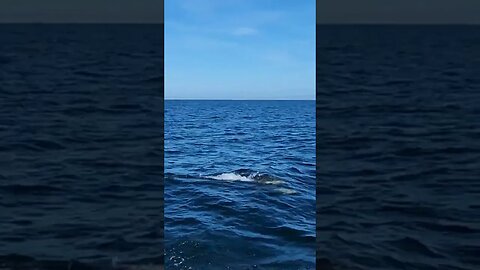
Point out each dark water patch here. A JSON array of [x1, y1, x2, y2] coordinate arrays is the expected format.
[[108, 104, 143, 111], [0, 253, 163, 270], [0, 184, 64, 195], [9, 220, 34, 226], [1, 236, 26, 243], [415, 221, 478, 234], [317, 25, 480, 270], [385, 237, 444, 258], [96, 238, 141, 253], [0, 24, 163, 265]]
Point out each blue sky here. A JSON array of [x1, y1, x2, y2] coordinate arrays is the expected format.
[[165, 0, 315, 100]]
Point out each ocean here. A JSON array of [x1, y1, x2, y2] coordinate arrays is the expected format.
[[0, 24, 164, 268], [1, 23, 479, 270], [165, 100, 316, 269], [317, 25, 480, 270]]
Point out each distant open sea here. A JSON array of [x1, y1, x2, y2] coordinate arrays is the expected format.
[[0, 24, 163, 269], [317, 25, 480, 270], [165, 100, 316, 269]]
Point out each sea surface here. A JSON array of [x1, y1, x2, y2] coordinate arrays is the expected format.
[[165, 100, 316, 269], [2, 24, 479, 270], [0, 24, 164, 268], [317, 25, 480, 270]]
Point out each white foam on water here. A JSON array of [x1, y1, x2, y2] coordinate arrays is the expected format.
[[206, 171, 287, 187], [262, 180, 284, 185], [275, 188, 298, 195], [206, 173, 254, 182]]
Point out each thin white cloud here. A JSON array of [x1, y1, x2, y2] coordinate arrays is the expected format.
[[232, 27, 258, 36]]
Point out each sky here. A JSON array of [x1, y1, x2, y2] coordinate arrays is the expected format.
[[0, 0, 163, 23], [165, 0, 315, 100], [318, 0, 480, 24]]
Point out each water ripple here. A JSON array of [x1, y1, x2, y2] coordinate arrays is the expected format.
[[317, 25, 480, 270], [0, 24, 164, 266]]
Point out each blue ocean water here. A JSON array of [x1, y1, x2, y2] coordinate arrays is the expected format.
[[0, 24, 164, 268], [2, 23, 479, 270], [317, 25, 480, 270], [165, 100, 316, 269]]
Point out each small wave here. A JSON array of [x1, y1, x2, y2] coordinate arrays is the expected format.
[[386, 236, 444, 258]]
